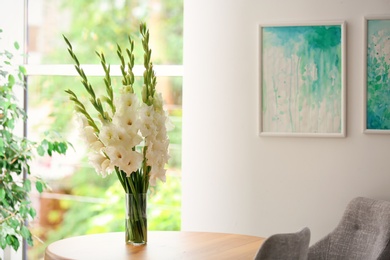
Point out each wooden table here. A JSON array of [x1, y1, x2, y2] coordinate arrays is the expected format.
[[44, 231, 265, 259]]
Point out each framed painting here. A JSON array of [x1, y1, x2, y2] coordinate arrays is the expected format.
[[364, 16, 390, 134], [259, 21, 346, 137]]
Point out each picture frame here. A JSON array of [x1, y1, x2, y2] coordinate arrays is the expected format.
[[363, 16, 390, 134], [258, 21, 346, 137]]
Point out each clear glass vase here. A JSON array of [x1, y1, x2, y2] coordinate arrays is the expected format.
[[125, 193, 147, 245]]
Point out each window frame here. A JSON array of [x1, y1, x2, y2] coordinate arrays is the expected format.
[[16, 1, 184, 259]]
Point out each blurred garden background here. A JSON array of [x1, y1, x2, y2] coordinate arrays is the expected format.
[[25, 0, 182, 258]]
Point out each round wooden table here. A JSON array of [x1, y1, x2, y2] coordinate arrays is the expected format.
[[44, 231, 265, 259]]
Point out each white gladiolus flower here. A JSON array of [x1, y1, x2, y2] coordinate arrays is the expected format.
[[99, 123, 117, 146], [76, 114, 98, 145], [112, 116, 142, 147], [104, 145, 143, 175], [165, 113, 175, 132], [139, 104, 155, 137], [113, 112, 139, 133], [121, 150, 144, 176], [116, 92, 139, 115], [65, 24, 173, 246], [101, 159, 114, 177], [149, 167, 167, 186], [139, 100, 170, 186], [88, 152, 112, 177], [75, 113, 88, 129], [83, 126, 98, 144], [66, 25, 171, 199], [90, 140, 104, 152], [152, 93, 163, 111]]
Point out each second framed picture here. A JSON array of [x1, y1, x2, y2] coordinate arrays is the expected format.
[[364, 16, 390, 134], [259, 21, 346, 137]]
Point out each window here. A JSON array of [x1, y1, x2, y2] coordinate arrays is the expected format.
[[24, 1, 182, 258]]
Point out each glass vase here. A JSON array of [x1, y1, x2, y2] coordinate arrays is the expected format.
[[125, 193, 147, 246]]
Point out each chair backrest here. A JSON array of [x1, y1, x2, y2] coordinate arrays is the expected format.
[[254, 227, 311, 260], [308, 197, 390, 260]]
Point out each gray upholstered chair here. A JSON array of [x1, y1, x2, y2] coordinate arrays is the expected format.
[[254, 227, 311, 260], [308, 197, 390, 260]]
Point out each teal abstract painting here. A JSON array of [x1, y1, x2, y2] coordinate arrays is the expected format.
[[366, 18, 390, 132], [260, 23, 345, 137]]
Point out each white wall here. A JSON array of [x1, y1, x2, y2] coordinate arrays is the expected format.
[[0, 0, 25, 53], [182, 0, 390, 244]]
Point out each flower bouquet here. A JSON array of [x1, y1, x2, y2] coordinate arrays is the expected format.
[[63, 23, 170, 245]]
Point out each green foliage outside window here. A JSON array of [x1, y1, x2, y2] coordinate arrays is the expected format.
[[26, 0, 183, 258]]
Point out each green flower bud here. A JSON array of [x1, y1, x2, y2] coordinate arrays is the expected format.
[[141, 85, 147, 103]]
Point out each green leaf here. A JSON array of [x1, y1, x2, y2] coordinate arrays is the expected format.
[[26, 234, 34, 246], [14, 41, 20, 50], [40, 139, 49, 149], [19, 205, 28, 216], [9, 218, 20, 229], [29, 207, 37, 218], [5, 50, 13, 60], [47, 141, 53, 156], [19, 65, 26, 75], [8, 74, 15, 87], [35, 181, 44, 193], [36, 144, 45, 156], [0, 138, 4, 155], [20, 226, 31, 240], [23, 179, 31, 192], [0, 188, 5, 200], [55, 142, 68, 154], [0, 236, 7, 250], [6, 235, 20, 251]]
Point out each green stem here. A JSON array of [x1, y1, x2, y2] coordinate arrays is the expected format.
[[115, 168, 129, 193], [127, 177, 147, 239], [116, 167, 147, 244]]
